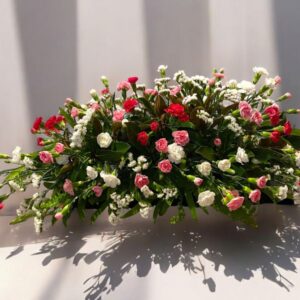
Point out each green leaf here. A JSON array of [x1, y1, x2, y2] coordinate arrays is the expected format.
[[0, 153, 10, 159], [4, 166, 25, 182], [111, 141, 131, 153], [10, 212, 35, 224], [185, 192, 197, 220], [0, 194, 10, 201], [291, 128, 300, 136], [195, 146, 215, 161], [169, 206, 185, 224], [121, 204, 140, 218], [59, 108, 75, 127], [286, 135, 300, 149]]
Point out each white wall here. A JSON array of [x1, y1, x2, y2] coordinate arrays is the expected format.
[[0, 0, 300, 215]]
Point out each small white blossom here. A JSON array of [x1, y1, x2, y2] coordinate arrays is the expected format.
[[293, 192, 300, 205], [182, 93, 198, 105], [157, 65, 168, 73], [253, 67, 269, 76], [108, 213, 120, 225], [31, 173, 42, 188], [141, 185, 154, 198], [11, 146, 22, 163], [278, 185, 288, 200], [23, 157, 35, 169], [196, 110, 213, 125], [100, 171, 121, 188], [8, 180, 24, 191], [237, 80, 256, 93], [140, 207, 151, 219], [295, 151, 300, 168]]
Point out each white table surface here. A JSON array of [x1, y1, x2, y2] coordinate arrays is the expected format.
[[1, 205, 300, 300]]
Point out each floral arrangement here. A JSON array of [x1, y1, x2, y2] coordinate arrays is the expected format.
[[1, 65, 300, 232]]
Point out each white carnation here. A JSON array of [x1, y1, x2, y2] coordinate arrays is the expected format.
[[253, 67, 269, 76], [97, 132, 113, 148], [235, 147, 249, 164], [293, 192, 300, 205], [237, 80, 255, 93], [197, 190, 215, 207], [100, 171, 121, 188], [218, 159, 231, 172], [278, 185, 288, 200], [140, 207, 151, 219], [11, 146, 22, 163], [23, 156, 34, 169], [141, 185, 154, 198], [86, 166, 98, 180], [295, 151, 300, 168], [196, 161, 212, 176], [167, 143, 185, 164]]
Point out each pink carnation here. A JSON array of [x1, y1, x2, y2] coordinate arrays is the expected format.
[[172, 130, 189, 146], [249, 189, 261, 203], [92, 186, 103, 197], [257, 176, 268, 189], [170, 86, 181, 96], [155, 138, 168, 153], [63, 179, 75, 196], [250, 110, 263, 125], [117, 81, 131, 91], [54, 212, 63, 220], [39, 151, 54, 164], [113, 109, 126, 122], [214, 138, 222, 146], [226, 196, 244, 211], [239, 101, 252, 120], [54, 143, 65, 154], [71, 107, 79, 118], [158, 159, 173, 173], [144, 89, 158, 96], [194, 177, 203, 186], [274, 75, 282, 86], [134, 173, 150, 189]]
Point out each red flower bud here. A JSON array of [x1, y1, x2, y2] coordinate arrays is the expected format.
[[137, 131, 149, 146], [270, 130, 281, 143], [283, 121, 292, 135]]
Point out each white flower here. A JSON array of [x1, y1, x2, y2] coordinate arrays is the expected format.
[[278, 185, 288, 200], [122, 119, 129, 127], [182, 93, 197, 105], [197, 190, 215, 207], [218, 159, 231, 172], [23, 157, 34, 169], [196, 162, 212, 176], [56, 155, 69, 165], [226, 79, 237, 88], [31, 173, 42, 188], [237, 80, 255, 93], [167, 143, 185, 164], [253, 67, 269, 76], [86, 166, 98, 180], [140, 207, 151, 219], [8, 180, 24, 191], [141, 185, 154, 198], [100, 171, 121, 188], [293, 192, 300, 205], [265, 78, 277, 89], [108, 213, 120, 225], [196, 110, 213, 125], [97, 132, 113, 148], [235, 147, 249, 164], [157, 65, 168, 73], [11, 146, 22, 163]]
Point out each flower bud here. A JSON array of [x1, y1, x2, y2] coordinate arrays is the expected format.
[[90, 89, 99, 100], [278, 92, 292, 101], [101, 76, 109, 87], [286, 109, 300, 114]]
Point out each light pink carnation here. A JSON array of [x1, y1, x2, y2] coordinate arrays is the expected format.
[[239, 101, 252, 120], [257, 176, 268, 189], [144, 89, 158, 96], [63, 179, 75, 196], [54, 212, 63, 220], [54, 143, 65, 154], [158, 159, 172, 173], [172, 130, 189, 146], [113, 109, 126, 122], [250, 110, 263, 125], [194, 177, 203, 186], [71, 107, 79, 118], [155, 138, 168, 153], [170, 86, 181, 96], [117, 81, 131, 91], [249, 189, 261, 203], [39, 151, 54, 164], [226, 196, 244, 211], [214, 138, 222, 146], [134, 173, 149, 189]]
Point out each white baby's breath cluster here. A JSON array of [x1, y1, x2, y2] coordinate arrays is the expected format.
[[127, 153, 149, 172], [157, 187, 178, 200], [196, 110, 213, 125], [224, 116, 243, 136]]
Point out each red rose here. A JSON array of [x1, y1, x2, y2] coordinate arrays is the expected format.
[[283, 121, 292, 135], [270, 130, 281, 143], [123, 98, 139, 113], [128, 76, 138, 84], [137, 131, 149, 146], [31, 117, 43, 133], [150, 121, 159, 132], [37, 137, 44, 146]]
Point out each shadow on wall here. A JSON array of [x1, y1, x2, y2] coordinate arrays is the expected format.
[[13, 0, 77, 136], [6, 206, 299, 299], [143, 0, 211, 82], [272, 0, 300, 127]]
